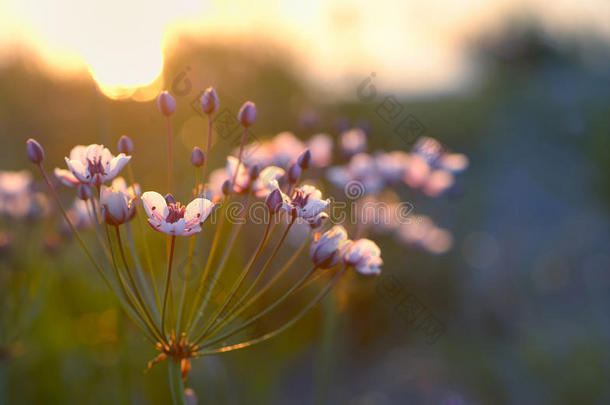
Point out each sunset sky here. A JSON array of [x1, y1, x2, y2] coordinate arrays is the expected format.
[[2, 0, 608, 99]]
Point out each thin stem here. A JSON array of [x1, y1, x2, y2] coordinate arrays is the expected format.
[[105, 224, 159, 344], [198, 263, 318, 347], [127, 165, 160, 312], [36, 164, 159, 344], [168, 359, 186, 405], [195, 265, 348, 355], [184, 196, 230, 333], [186, 198, 249, 337], [166, 116, 173, 192], [231, 127, 248, 186], [201, 113, 213, 185], [115, 226, 164, 341], [203, 217, 296, 338], [162, 235, 177, 335], [202, 230, 310, 336], [192, 219, 272, 343]]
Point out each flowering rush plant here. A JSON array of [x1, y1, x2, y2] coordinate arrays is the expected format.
[[25, 88, 382, 404]]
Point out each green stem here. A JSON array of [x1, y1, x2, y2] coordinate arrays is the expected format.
[[184, 196, 230, 333], [202, 218, 295, 339], [201, 114, 213, 185], [198, 263, 318, 347], [168, 359, 186, 405], [196, 265, 348, 355], [192, 220, 272, 343], [162, 236, 177, 336]]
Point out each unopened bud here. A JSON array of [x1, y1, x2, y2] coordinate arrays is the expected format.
[[190, 147, 205, 167], [26, 138, 44, 164], [158, 91, 176, 117], [237, 101, 257, 127], [265, 188, 283, 215], [200, 87, 219, 114], [297, 149, 311, 169], [77, 184, 92, 201], [310, 225, 349, 268], [118, 135, 134, 154], [221, 180, 232, 196], [287, 163, 302, 183], [164, 193, 176, 205]]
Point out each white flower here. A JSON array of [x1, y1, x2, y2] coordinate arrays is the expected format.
[[100, 184, 136, 226], [278, 184, 330, 222], [341, 239, 383, 275], [141, 192, 214, 236], [57, 144, 131, 187]]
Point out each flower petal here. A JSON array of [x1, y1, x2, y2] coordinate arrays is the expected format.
[[104, 154, 131, 182], [141, 191, 168, 220], [65, 158, 89, 183], [54, 168, 81, 187], [184, 198, 215, 225]]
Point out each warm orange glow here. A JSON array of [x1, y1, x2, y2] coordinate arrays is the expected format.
[[1, 0, 608, 100]]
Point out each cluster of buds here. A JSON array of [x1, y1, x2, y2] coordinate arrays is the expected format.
[[25, 87, 383, 404]]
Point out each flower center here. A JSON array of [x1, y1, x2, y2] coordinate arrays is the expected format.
[[86, 156, 106, 177], [291, 189, 310, 208], [166, 202, 186, 223]]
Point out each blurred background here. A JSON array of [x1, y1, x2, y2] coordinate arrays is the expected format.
[[1, 0, 610, 404]]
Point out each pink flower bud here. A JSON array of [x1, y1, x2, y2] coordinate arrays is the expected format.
[[297, 149, 311, 169], [310, 225, 348, 268], [118, 135, 134, 154], [77, 184, 92, 201], [158, 91, 176, 117], [26, 138, 44, 164], [265, 188, 283, 215], [237, 101, 257, 127], [200, 87, 219, 114], [190, 147, 205, 167], [100, 185, 135, 225]]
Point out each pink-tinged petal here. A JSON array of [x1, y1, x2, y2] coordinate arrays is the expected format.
[[65, 158, 89, 183], [299, 184, 322, 201], [423, 170, 453, 197], [147, 218, 164, 232], [54, 168, 80, 186], [69, 145, 88, 163], [105, 154, 131, 181], [226, 156, 250, 192], [439, 153, 469, 173], [184, 198, 215, 225], [141, 191, 168, 220], [404, 154, 430, 188], [181, 224, 202, 236], [111, 176, 128, 192]]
